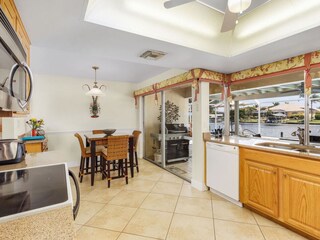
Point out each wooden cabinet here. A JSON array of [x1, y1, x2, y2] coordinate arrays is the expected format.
[[282, 169, 320, 237], [1, 0, 17, 28], [240, 148, 320, 239], [16, 15, 30, 61], [25, 139, 48, 153], [244, 160, 278, 218]]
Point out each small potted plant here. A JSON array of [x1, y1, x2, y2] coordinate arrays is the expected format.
[[26, 118, 44, 136]]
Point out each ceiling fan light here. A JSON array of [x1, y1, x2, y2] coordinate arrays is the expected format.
[[228, 0, 251, 13]]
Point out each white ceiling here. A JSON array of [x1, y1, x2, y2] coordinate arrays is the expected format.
[[15, 0, 320, 83]]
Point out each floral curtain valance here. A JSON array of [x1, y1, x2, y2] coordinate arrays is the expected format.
[[133, 68, 224, 98], [133, 50, 320, 99]]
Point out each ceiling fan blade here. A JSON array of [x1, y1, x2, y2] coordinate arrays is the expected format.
[[164, 0, 195, 9], [220, 6, 238, 32]]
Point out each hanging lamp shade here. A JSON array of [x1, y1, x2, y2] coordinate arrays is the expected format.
[[85, 87, 105, 96], [228, 0, 251, 13], [83, 66, 106, 97]]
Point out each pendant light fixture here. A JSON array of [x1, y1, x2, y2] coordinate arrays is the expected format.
[[228, 0, 251, 13], [82, 66, 106, 118]]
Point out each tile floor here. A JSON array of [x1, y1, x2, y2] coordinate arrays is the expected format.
[[70, 159, 307, 240]]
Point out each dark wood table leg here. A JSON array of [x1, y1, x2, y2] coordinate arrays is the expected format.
[[90, 140, 96, 186], [129, 137, 134, 178]]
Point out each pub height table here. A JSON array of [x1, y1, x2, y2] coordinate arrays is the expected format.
[[84, 133, 134, 186]]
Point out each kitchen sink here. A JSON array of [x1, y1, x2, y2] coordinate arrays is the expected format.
[[255, 142, 320, 155], [255, 142, 299, 151]]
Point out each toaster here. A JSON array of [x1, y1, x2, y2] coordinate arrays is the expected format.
[[0, 139, 25, 165]]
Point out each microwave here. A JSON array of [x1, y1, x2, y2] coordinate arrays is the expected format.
[[0, 8, 33, 111]]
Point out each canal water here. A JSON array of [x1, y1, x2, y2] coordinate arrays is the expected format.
[[211, 123, 320, 139], [239, 123, 320, 139]]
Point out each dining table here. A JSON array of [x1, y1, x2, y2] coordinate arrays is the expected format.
[[84, 133, 134, 186]]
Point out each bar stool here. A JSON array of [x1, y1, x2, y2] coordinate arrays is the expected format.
[[132, 130, 141, 172], [74, 133, 105, 182], [101, 135, 129, 188]]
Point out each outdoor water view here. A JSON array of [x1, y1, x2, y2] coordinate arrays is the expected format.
[[210, 94, 320, 139]]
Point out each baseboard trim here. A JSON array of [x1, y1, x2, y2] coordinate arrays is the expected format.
[[191, 179, 208, 191]]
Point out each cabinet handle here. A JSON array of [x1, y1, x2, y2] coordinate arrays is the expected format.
[[272, 171, 276, 175], [283, 174, 287, 178]]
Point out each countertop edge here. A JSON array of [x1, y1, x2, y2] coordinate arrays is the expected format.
[[205, 137, 320, 161]]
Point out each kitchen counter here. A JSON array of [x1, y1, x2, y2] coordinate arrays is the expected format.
[[0, 151, 75, 240], [204, 135, 320, 161], [0, 150, 70, 171]]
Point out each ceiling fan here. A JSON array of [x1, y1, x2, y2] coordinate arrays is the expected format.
[[163, 0, 252, 32]]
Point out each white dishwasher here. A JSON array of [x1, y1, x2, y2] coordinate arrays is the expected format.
[[206, 142, 241, 205]]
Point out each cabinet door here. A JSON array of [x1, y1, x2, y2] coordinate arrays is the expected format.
[[1, 0, 17, 28], [244, 160, 278, 218], [282, 169, 320, 238]]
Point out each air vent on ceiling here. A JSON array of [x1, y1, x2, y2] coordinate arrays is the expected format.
[[140, 50, 167, 60]]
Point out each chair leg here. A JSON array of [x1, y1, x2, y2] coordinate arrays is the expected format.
[[125, 158, 128, 184], [135, 151, 139, 173], [80, 157, 84, 183], [101, 158, 106, 180], [79, 156, 82, 177], [118, 160, 122, 177], [85, 158, 89, 173], [107, 161, 111, 188]]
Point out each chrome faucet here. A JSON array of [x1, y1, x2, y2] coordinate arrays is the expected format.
[[291, 127, 305, 145]]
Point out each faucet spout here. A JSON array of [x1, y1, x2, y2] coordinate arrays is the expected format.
[[291, 127, 305, 145]]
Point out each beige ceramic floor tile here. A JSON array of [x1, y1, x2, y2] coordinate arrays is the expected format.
[[135, 170, 163, 181], [108, 190, 148, 208], [86, 204, 137, 231], [123, 179, 156, 192], [260, 226, 308, 240], [180, 184, 212, 199], [117, 233, 157, 240], [75, 201, 105, 225], [212, 200, 256, 224], [215, 219, 264, 240], [140, 193, 178, 212], [167, 213, 215, 240], [82, 188, 121, 203], [252, 212, 283, 228], [159, 172, 184, 184], [152, 181, 182, 196], [210, 192, 228, 201], [75, 226, 120, 240], [74, 224, 82, 232], [175, 196, 213, 218], [124, 209, 173, 239]]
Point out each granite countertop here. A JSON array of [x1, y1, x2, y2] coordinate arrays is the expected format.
[[0, 150, 69, 172], [205, 135, 320, 161]]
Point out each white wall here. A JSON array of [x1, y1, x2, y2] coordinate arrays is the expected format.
[[30, 74, 138, 166]]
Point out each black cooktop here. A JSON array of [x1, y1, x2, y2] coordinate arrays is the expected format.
[[0, 164, 69, 218]]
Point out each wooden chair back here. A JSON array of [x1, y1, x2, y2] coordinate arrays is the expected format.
[[132, 130, 141, 149], [105, 135, 129, 161], [74, 133, 86, 157]]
